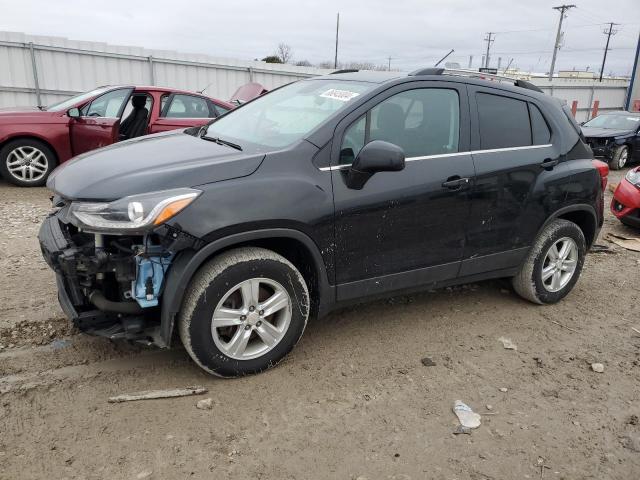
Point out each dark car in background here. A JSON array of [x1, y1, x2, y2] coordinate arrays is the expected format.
[[39, 69, 606, 377], [0, 85, 237, 187], [581, 111, 640, 170]]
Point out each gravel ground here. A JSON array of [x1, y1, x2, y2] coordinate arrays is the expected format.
[[0, 171, 639, 480]]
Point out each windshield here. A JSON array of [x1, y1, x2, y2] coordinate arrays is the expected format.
[[583, 114, 640, 130], [46, 86, 114, 112], [204, 79, 374, 148]]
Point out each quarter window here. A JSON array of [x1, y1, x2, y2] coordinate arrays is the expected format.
[[340, 88, 460, 163], [529, 103, 551, 145], [163, 94, 211, 118], [476, 93, 531, 149]]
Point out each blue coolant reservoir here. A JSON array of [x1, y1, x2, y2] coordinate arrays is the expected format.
[[132, 246, 174, 308]]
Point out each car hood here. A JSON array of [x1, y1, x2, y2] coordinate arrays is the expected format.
[[0, 106, 59, 121], [581, 126, 635, 138], [47, 130, 265, 201]]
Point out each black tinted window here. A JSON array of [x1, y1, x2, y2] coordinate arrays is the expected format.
[[529, 103, 551, 145], [477, 93, 531, 149], [341, 88, 459, 162]]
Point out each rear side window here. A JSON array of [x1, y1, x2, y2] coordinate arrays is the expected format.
[[529, 103, 551, 145], [163, 94, 211, 118], [477, 93, 531, 149]]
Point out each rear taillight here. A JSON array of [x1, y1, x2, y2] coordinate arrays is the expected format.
[[592, 159, 609, 191]]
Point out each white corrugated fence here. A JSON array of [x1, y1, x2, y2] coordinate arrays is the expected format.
[[0, 31, 630, 123]]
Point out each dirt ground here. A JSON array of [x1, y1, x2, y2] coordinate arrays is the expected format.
[[0, 170, 639, 480]]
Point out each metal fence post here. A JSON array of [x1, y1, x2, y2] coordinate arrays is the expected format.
[[248, 67, 254, 82], [148, 56, 155, 85], [28, 42, 42, 107], [587, 85, 595, 120]]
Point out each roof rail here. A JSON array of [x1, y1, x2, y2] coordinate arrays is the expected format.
[[330, 69, 359, 74], [408, 67, 445, 76], [407, 67, 544, 94]]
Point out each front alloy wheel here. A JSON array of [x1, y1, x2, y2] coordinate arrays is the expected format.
[[610, 145, 629, 171], [0, 139, 56, 187], [211, 278, 292, 360], [179, 247, 310, 377]]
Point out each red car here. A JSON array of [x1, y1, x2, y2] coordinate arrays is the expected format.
[[611, 166, 640, 228], [0, 86, 235, 187]]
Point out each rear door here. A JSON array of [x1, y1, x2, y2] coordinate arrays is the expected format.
[[331, 81, 475, 300], [69, 88, 132, 155], [148, 93, 216, 133], [462, 86, 559, 275]]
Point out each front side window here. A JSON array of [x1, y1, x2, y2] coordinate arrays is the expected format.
[[205, 79, 374, 149], [340, 88, 460, 163], [81, 89, 131, 118], [164, 94, 211, 118], [477, 93, 531, 149]]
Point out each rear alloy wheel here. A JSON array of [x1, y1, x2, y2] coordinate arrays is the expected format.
[[512, 219, 586, 304], [610, 145, 629, 171], [0, 139, 56, 187], [179, 247, 310, 377]]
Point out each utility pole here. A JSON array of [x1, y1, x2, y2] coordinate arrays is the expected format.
[[549, 4, 575, 81], [334, 13, 340, 69], [387, 56, 392, 71], [468, 55, 473, 68], [483, 32, 495, 68], [599, 22, 619, 81]]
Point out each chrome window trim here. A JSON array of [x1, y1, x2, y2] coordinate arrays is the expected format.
[[318, 144, 553, 171]]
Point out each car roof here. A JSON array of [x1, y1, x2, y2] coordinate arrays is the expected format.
[[314, 71, 549, 101], [98, 85, 232, 106]]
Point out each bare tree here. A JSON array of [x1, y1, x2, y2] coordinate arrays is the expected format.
[[276, 43, 293, 64], [295, 59, 312, 67]]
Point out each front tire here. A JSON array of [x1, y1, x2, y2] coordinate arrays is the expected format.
[[610, 145, 629, 171], [512, 219, 586, 304], [0, 139, 57, 187], [178, 247, 310, 377]]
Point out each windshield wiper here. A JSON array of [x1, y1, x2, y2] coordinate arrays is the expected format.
[[201, 135, 243, 151]]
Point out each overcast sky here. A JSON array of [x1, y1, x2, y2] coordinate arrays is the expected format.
[[2, 0, 639, 75]]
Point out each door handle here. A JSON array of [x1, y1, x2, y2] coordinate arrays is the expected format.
[[442, 176, 470, 190], [540, 158, 559, 170]]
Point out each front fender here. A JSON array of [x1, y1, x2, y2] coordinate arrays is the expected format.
[[158, 228, 333, 347]]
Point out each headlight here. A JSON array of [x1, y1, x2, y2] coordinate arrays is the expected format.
[[69, 188, 201, 233], [625, 167, 640, 187]]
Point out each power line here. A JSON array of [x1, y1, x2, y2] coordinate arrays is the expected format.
[[549, 4, 576, 80], [599, 22, 619, 81]]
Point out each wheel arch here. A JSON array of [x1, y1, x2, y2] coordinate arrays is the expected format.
[[159, 228, 333, 347], [538, 204, 599, 249]]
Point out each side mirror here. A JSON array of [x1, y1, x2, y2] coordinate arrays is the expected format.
[[67, 107, 80, 118], [345, 140, 405, 189]]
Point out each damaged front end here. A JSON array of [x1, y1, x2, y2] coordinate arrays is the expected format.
[[38, 189, 202, 346]]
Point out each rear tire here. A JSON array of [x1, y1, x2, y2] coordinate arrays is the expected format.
[[609, 145, 629, 171], [178, 247, 310, 377], [512, 219, 586, 304], [0, 138, 57, 187]]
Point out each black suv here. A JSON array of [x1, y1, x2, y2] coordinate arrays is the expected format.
[[39, 68, 605, 377]]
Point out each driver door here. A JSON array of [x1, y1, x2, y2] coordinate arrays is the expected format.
[[331, 83, 475, 301], [70, 88, 132, 155]]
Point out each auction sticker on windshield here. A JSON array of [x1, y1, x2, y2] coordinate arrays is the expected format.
[[319, 89, 361, 102]]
